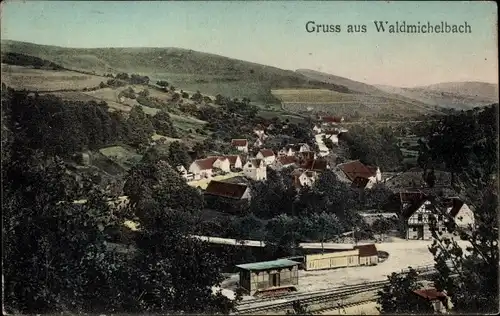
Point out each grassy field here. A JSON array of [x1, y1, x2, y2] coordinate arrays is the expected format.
[[99, 146, 143, 170], [272, 89, 361, 103], [271, 88, 435, 117], [1, 64, 105, 91], [170, 113, 207, 131]]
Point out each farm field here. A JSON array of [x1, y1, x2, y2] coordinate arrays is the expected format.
[[272, 88, 435, 117], [272, 89, 361, 103], [99, 146, 143, 170], [1, 64, 105, 91], [170, 113, 207, 131]]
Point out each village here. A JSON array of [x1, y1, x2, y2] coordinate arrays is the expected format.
[[165, 114, 476, 313]]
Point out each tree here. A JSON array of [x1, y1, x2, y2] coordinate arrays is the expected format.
[[138, 89, 149, 97], [156, 80, 169, 87], [427, 185, 498, 313], [323, 136, 334, 150], [151, 110, 178, 138], [191, 90, 203, 102], [3, 153, 126, 313], [264, 214, 303, 257], [167, 141, 191, 169], [377, 268, 434, 314], [302, 212, 341, 251], [126, 106, 155, 147], [371, 217, 393, 241]]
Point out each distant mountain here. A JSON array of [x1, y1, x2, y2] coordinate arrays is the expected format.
[[376, 82, 498, 110], [1, 40, 351, 105]]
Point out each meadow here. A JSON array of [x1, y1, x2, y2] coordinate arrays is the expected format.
[[1, 64, 105, 91]]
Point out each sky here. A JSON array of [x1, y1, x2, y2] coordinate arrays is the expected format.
[[1, 1, 498, 87]]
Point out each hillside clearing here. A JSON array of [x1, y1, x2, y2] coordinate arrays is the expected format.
[[1, 64, 105, 91], [99, 146, 142, 170]]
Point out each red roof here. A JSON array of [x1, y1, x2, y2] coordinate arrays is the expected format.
[[413, 288, 447, 301], [338, 160, 377, 182], [231, 139, 248, 147], [351, 177, 370, 188], [225, 155, 241, 166], [193, 157, 219, 171], [247, 158, 264, 168], [259, 149, 275, 158], [354, 244, 378, 257], [278, 156, 297, 166], [204, 180, 249, 199], [322, 116, 343, 123], [449, 198, 465, 217]]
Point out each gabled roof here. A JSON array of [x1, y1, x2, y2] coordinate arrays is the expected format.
[[246, 158, 264, 168], [449, 198, 465, 217], [231, 139, 248, 147], [354, 244, 378, 257], [277, 155, 297, 166], [225, 155, 241, 165], [413, 288, 447, 301], [259, 149, 275, 157], [192, 157, 219, 171], [204, 180, 249, 199], [351, 176, 370, 188], [337, 160, 377, 181]]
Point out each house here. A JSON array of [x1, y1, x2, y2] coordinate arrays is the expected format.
[[296, 151, 316, 162], [231, 139, 249, 153], [176, 165, 194, 181], [212, 156, 231, 173], [204, 180, 251, 200], [243, 158, 267, 181], [278, 143, 311, 156], [256, 149, 276, 165], [204, 180, 251, 213], [253, 125, 266, 138], [323, 130, 340, 145], [270, 155, 297, 170], [412, 288, 449, 313], [254, 138, 264, 148], [336, 160, 382, 189], [226, 155, 243, 170], [236, 259, 300, 295], [321, 116, 344, 125], [354, 244, 378, 266], [312, 124, 322, 134], [189, 158, 217, 180], [402, 194, 474, 240], [300, 158, 329, 172], [292, 169, 318, 188]]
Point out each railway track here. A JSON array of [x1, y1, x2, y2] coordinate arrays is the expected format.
[[234, 264, 440, 314], [310, 298, 377, 314]]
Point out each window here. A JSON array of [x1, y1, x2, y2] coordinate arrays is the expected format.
[[417, 214, 423, 221], [438, 215, 443, 221], [412, 227, 417, 231]]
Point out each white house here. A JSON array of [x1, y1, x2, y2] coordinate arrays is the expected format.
[[231, 139, 249, 153], [188, 157, 218, 180], [312, 124, 322, 134], [278, 143, 311, 157], [256, 149, 276, 165], [292, 169, 318, 188], [254, 125, 265, 138], [176, 165, 194, 181], [226, 155, 243, 170], [403, 197, 474, 240], [254, 138, 264, 148], [243, 158, 267, 181], [211, 156, 231, 173]]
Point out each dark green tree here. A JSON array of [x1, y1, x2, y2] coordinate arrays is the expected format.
[[376, 268, 434, 314], [151, 110, 178, 138], [167, 141, 191, 169], [126, 105, 155, 147]]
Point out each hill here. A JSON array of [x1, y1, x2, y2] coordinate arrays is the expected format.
[[1, 40, 351, 105], [296, 69, 385, 95], [289, 69, 442, 117], [376, 82, 498, 110]]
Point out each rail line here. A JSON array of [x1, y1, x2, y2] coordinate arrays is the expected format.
[[310, 298, 377, 315], [234, 264, 441, 314]]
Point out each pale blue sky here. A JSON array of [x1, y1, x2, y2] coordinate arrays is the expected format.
[[1, 1, 497, 87]]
